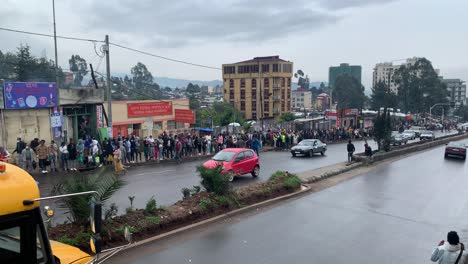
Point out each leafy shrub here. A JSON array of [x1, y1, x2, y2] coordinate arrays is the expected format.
[[181, 187, 191, 199], [117, 225, 136, 235], [104, 203, 119, 220], [57, 231, 90, 247], [51, 168, 126, 225], [215, 195, 231, 207], [197, 165, 230, 195], [283, 174, 301, 191], [191, 185, 201, 195], [199, 198, 214, 211], [145, 216, 161, 224], [269, 171, 285, 181], [145, 196, 157, 214]]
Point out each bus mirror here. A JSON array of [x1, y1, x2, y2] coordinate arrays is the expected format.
[[43, 206, 55, 218], [90, 234, 102, 254], [90, 199, 102, 234]]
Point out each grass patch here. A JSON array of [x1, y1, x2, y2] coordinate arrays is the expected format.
[[199, 198, 214, 211], [283, 174, 301, 191]]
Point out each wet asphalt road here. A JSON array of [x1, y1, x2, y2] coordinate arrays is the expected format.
[[110, 138, 468, 264], [35, 131, 454, 222]]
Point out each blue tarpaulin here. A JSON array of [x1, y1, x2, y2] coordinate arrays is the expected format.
[[192, 127, 213, 132]]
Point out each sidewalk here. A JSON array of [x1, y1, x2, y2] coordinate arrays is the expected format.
[[27, 145, 277, 177]]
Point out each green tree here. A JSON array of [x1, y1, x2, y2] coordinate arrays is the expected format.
[[280, 112, 296, 122], [373, 108, 392, 151], [294, 69, 310, 90], [69, 55, 88, 86], [186, 82, 201, 94], [334, 74, 365, 111], [370, 81, 398, 110], [15, 44, 35, 81], [129, 62, 162, 100], [454, 103, 468, 122], [197, 102, 245, 127], [393, 58, 448, 114]]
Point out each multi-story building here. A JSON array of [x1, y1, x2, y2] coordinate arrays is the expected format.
[[292, 88, 312, 110], [372, 57, 441, 94], [441, 78, 466, 105], [328, 63, 362, 89], [222, 56, 293, 120]]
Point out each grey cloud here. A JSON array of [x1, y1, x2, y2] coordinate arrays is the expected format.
[[318, 0, 398, 10], [75, 0, 339, 47]]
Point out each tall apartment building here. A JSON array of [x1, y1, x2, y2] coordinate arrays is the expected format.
[[328, 63, 362, 89], [292, 88, 312, 110], [372, 57, 440, 93], [222, 56, 293, 120], [441, 78, 466, 105]]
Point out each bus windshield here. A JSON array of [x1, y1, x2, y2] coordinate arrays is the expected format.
[[0, 224, 47, 263]]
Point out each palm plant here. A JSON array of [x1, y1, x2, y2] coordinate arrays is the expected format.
[[51, 168, 126, 225]]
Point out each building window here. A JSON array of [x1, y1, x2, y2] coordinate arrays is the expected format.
[[282, 64, 292, 73], [240, 79, 245, 88], [252, 101, 257, 111], [282, 102, 286, 111], [261, 64, 269, 73], [288, 78, 291, 87], [176, 122, 185, 129], [229, 90, 234, 99], [167, 120, 176, 130], [281, 78, 285, 87], [223, 66, 235, 74], [240, 90, 245, 100], [238, 64, 259, 74], [264, 90, 270, 99], [229, 79, 234, 88], [252, 113, 257, 120], [264, 102, 269, 112], [264, 78, 270, 88], [252, 79, 257, 88], [251, 89, 257, 99], [282, 90, 285, 99], [273, 64, 279, 72]]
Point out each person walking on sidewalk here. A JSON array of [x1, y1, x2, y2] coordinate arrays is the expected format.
[[347, 140, 355, 163], [12, 137, 26, 168], [68, 139, 77, 171], [48, 141, 58, 172], [21, 144, 36, 172], [174, 136, 182, 163], [59, 142, 69, 171], [36, 140, 49, 174], [431, 231, 467, 264]]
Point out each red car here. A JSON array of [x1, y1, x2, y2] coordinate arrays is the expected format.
[[445, 142, 467, 160], [203, 148, 260, 181]]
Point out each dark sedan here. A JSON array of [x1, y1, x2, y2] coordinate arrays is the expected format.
[[291, 139, 327, 157], [444, 142, 467, 160]]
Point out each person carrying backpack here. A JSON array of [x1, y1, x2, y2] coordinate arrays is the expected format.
[[431, 231, 467, 264]]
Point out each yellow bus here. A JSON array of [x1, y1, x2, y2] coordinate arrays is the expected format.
[[0, 162, 97, 264]]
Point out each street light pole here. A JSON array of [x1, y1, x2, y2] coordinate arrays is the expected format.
[[104, 35, 113, 138]]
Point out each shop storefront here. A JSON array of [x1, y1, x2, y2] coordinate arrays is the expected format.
[[105, 99, 194, 138]]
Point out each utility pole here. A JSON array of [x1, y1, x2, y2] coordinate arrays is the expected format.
[[52, 0, 62, 142], [258, 60, 264, 131], [104, 35, 113, 138]]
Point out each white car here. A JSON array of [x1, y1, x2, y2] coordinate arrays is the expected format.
[[402, 130, 416, 140]]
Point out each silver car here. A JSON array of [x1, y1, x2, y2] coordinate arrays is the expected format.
[[291, 139, 327, 157]]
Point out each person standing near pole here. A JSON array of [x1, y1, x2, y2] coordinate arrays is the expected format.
[[347, 140, 355, 163]]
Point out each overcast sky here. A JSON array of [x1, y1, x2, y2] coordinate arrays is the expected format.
[[1, 0, 467, 88]]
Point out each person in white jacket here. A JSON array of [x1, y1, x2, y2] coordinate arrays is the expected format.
[[431, 231, 467, 264]]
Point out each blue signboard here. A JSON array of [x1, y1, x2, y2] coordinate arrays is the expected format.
[[3, 82, 58, 109]]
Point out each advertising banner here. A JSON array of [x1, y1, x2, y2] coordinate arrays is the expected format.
[[127, 102, 172, 118], [3, 82, 58, 109], [96, 105, 103, 128], [175, 109, 195, 124]]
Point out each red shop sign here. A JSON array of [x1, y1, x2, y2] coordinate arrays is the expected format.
[[127, 102, 173, 118], [175, 109, 195, 124]]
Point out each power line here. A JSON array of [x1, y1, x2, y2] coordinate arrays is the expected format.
[[0, 26, 103, 43], [109, 42, 221, 70], [0, 26, 221, 71]]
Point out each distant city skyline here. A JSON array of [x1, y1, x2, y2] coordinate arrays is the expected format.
[[0, 0, 467, 89]]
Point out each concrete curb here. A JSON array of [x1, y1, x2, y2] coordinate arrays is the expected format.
[[298, 162, 363, 183], [110, 185, 312, 254]]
